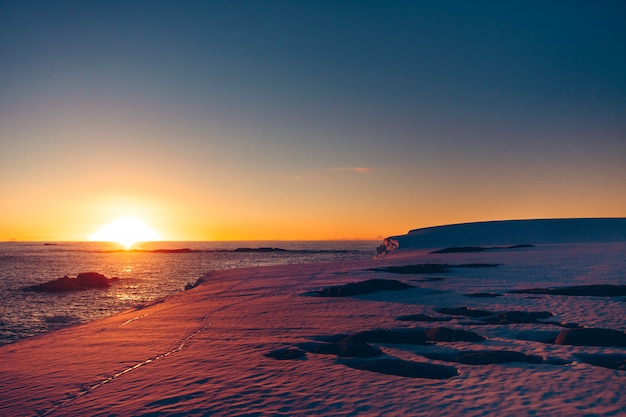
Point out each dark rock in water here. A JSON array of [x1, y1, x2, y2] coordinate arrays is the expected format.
[[265, 348, 307, 360], [464, 292, 502, 298], [396, 314, 452, 322], [479, 311, 554, 325], [554, 328, 626, 347], [233, 247, 287, 253], [149, 248, 194, 253], [578, 354, 626, 371], [312, 279, 413, 297], [424, 327, 485, 342], [436, 307, 494, 318], [342, 358, 458, 379], [297, 341, 383, 358], [25, 272, 119, 293], [423, 349, 543, 365], [44, 315, 80, 326], [342, 329, 429, 345], [510, 285, 626, 297]]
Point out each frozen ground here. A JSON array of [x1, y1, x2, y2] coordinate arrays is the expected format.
[[1, 242, 625, 416]]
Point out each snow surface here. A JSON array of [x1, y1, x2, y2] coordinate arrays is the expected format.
[[1, 241, 625, 416]]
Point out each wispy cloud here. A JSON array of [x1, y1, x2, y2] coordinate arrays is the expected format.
[[329, 167, 372, 173]]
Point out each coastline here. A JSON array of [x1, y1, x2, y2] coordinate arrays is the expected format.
[[1, 241, 625, 416], [0, 240, 377, 346]]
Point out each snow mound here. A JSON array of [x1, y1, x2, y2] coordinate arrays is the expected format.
[[381, 218, 626, 254]]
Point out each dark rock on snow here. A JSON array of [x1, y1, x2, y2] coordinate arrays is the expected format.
[[510, 285, 626, 297], [265, 348, 307, 360], [371, 263, 499, 275], [342, 358, 459, 379], [479, 311, 554, 325], [577, 354, 626, 371], [464, 292, 502, 298], [454, 263, 501, 268], [435, 307, 495, 318], [410, 277, 445, 282], [423, 327, 485, 342], [316, 327, 484, 345], [312, 279, 413, 297], [554, 328, 626, 347], [396, 314, 452, 322], [371, 264, 451, 274], [435, 307, 557, 325], [422, 349, 543, 365], [297, 341, 383, 358], [342, 329, 430, 345]]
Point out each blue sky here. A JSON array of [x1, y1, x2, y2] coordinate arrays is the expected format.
[[1, 1, 625, 240]]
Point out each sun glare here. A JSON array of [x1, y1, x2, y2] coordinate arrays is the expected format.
[[88, 217, 162, 249]]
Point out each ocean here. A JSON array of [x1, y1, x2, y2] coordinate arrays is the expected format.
[[0, 240, 378, 346]]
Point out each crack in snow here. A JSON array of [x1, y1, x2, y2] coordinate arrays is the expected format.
[[121, 312, 151, 325], [38, 317, 211, 417]]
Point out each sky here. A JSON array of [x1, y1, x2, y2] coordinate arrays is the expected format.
[[1, 1, 625, 241]]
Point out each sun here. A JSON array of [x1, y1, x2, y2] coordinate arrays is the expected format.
[[88, 217, 162, 249]]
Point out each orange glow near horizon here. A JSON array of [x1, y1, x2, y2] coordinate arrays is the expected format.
[[88, 217, 162, 249]]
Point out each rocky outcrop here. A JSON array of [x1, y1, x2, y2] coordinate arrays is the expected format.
[[297, 341, 383, 358], [464, 292, 502, 298], [423, 327, 485, 342], [396, 314, 452, 322], [315, 327, 484, 345], [264, 348, 307, 360], [554, 328, 626, 347], [24, 272, 119, 292], [435, 307, 558, 325], [435, 307, 494, 318], [510, 285, 626, 297], [371, 264, 451, 274], [371, 263, 499, 275], [376, 238, 399, 256], [577, 354, 626, 371], [341, 358, 459, 379], [311, 279, 413, 297], [422, 349, 543, 365], [342, 329, 429, 345], [479, 311, 554, 325]]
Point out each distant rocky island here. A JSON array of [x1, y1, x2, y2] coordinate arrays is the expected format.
[[378, 218, 626, 255]]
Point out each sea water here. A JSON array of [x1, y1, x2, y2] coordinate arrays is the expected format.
[[0, 240, 378, 345]]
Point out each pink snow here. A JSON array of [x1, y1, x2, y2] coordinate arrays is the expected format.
[[1, 243, 625, 416]]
